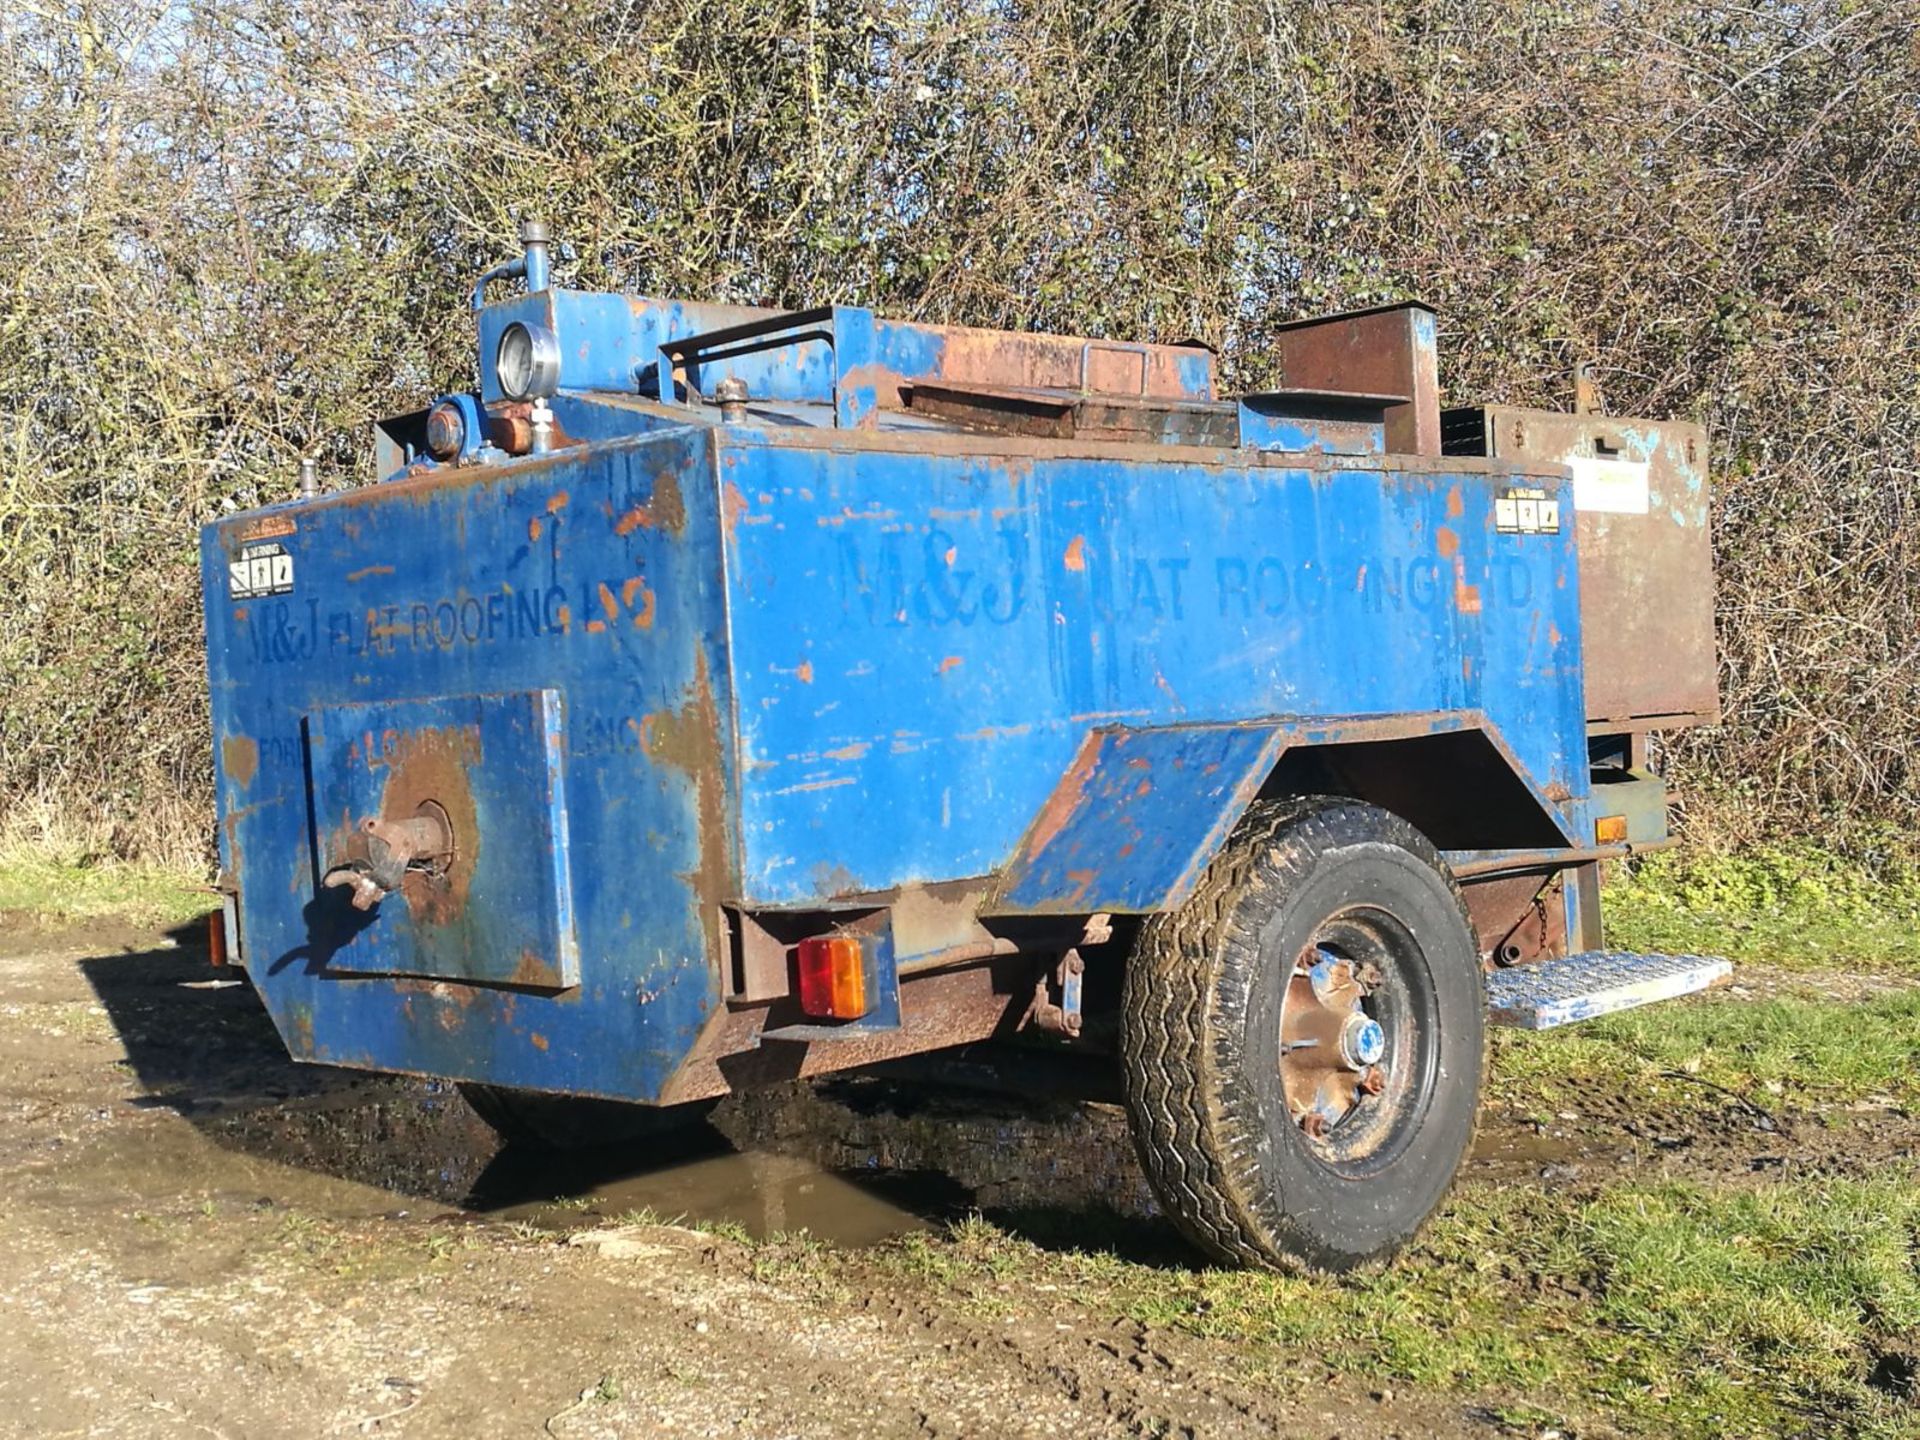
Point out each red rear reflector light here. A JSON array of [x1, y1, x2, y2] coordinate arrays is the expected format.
[[207, 911, 228, 968], [796, 935, 867, 1019]]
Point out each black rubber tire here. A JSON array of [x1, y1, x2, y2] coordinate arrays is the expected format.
[[1120, 796, 1485, 1272], [459, 1083, 718, 1151]]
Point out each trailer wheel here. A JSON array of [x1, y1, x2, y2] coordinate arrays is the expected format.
[[1121, 796, 1484, 1271], [459, 1084, 718, 1151]]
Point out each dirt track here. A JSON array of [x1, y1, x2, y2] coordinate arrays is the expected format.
[[1, 918, 1910, 1438]]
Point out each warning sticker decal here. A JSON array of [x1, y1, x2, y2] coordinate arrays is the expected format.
[[229, 542, 294, 599], [235, 513, 296, 542], [1495, 486, 1562, 536]]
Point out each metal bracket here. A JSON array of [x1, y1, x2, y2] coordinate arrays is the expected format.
[[1019, 949, 1086, 1038]]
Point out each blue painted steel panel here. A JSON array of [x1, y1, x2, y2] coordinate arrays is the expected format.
[[204, 426, 739, 1102], [1237, 396, 1385, 456], [306, 688, 578, 988], [720, 439, 1586, 905], [991, 712, 1566, 914]]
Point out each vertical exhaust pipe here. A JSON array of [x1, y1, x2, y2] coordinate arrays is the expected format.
[[520, 217, 551, 294]]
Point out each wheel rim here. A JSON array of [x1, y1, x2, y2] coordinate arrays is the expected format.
[[1278, 906, 1438, 1174]]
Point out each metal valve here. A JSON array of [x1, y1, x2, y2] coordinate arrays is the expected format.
[[322, 805, 453, 911]]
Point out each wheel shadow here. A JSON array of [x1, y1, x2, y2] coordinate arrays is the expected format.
[[74, 924, 1195, 1262]]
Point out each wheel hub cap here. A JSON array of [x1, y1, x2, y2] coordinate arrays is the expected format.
[[1339, 1014, 1386, 1069], [1281, 944, 1388, 1141]]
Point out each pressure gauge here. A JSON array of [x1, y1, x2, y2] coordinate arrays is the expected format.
[[496, 320, 561, 400]]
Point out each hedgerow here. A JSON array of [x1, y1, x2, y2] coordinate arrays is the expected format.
[[2, 0, 1913, 861]]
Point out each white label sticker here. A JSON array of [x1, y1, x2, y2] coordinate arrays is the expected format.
[[1568, 456, 1650, 515], [228, 542, 294, 599]]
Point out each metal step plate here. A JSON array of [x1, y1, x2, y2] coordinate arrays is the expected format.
[[1486, 951, 1732, 1030]]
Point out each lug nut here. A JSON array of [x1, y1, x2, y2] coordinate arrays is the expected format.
[[1360, 1066, 1386, 1096], [1300, 1112, 1329, 1139]]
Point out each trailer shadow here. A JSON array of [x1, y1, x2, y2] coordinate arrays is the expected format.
[[75, 927, 1186, 1261]]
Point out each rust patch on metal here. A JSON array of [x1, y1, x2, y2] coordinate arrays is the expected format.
[[236, 513, 296, 543], [1446, 485, 1464, 518], [660, 957, 1028, 1104], [1452, 557, 1482, 614], [530, 1032, 549, 1051], [939, 655, 962, 673], [1271, 303, 1440, 456], [640, 652, 734, 983], [528, 516, 543, 542], [1462, 872, 1559, 966], [720, 481, 750, 537], [1024, 737, 1104, 861], [795, 660, 814, 684], [221, 735, 259, 790], [869, 324, 1213, 416], [614, 469, 686, 538], [1435, 526, 1459, 558], [546, 491, 569, 514], [512, 949, 552, 987], [653, 472, 686, 533], [346, 564, 395, 583], [623, 576, 656, 629], [1063, 535, 1087, 572]]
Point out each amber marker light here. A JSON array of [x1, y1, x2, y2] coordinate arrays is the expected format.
[[796, 934, 867, 1019]]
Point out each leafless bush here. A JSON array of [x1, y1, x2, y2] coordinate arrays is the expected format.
[[2, 0, 1914, 864]]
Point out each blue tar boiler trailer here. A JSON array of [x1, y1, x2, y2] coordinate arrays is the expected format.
[[202, 221, 1724, 1269]]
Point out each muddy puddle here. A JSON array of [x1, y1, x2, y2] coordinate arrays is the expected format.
[[180, 1051, 1613, 1249], [59, 928, 1171, 1247], [183, 1068, 1156, 1246]]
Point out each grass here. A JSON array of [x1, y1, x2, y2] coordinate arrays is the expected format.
[[1491, 985, 1920, 1114], [1606, 843, 1920, 977], [872, 1177, 1920, 1439], [0, 845, 212, 928]]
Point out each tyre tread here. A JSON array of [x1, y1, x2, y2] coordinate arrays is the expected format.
[[1120, 796, 1483, 1271]]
